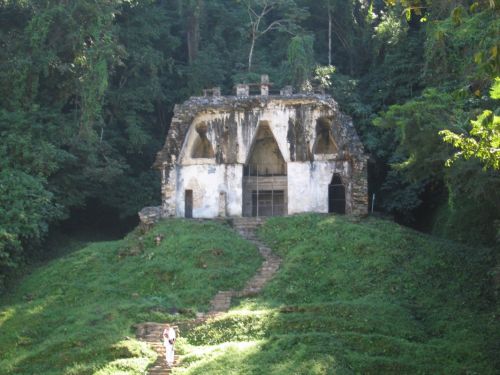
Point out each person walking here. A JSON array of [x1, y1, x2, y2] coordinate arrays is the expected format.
[[163, 324, 176, 367]]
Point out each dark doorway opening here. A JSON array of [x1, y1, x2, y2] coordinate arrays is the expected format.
[[251, 190, 285, 217], [243, 122, 288, 217], [329, 174, 346, 214], [185, 190, 193, 218]]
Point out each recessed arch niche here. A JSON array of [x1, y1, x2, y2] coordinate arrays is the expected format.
[[243, 121, 287, 217], [246, 121, 286, 176], [191, 122, 215, 158], [313, 117, 338, 154]]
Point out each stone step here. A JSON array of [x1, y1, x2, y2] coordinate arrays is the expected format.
[[237, 233, 258, 238], [142, 336, 164, 342], [148, 343, 164, 349], [148, 367, 175, 375], [232, 221, 264, 225], [234, 225, 259, 229], [231, 217, 266, 223], [234, 222, 262, 227], [138, 219, 282, 375]]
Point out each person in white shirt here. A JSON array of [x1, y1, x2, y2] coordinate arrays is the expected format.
[[162, 324, 176, 367]]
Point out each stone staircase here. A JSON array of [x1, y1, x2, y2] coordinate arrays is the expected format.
[[231, 217, 282, 298], [135, 322, 181, 374], [136, 217, 281, 374], [230, 217, 266, 239]]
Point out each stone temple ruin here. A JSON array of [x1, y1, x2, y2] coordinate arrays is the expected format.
[[142, 75, 368, 223]]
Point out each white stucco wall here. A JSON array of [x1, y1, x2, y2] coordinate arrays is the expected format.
[[175, 164, 242, 218], [288, 161, 351, 215], [235, 103, 321, 164], [179, 103, 332, 166], [167, 98, 360, 218]]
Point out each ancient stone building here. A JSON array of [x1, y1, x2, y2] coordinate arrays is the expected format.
[[151, 76, 368, 219]]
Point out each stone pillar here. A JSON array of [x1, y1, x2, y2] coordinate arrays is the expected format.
[[138, 206, 162, 226], [260, 74, 269, 96], [203, 87, 221, 97], [236, 84, 249, 97], [280, 85, 293, 96], [261, 84, 269, 96], [350, 156, 369, 216], [161, 159, 178, 217]]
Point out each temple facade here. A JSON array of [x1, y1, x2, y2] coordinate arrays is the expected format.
[[151, 77, 368, 219]]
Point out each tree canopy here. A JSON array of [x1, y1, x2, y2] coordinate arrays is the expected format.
[[0, 0, 499, 289]]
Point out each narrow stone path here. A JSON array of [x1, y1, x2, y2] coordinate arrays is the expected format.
[[134, 322, 180, 375], [231, 217, 282, 299], [135, 217, 281, 374]]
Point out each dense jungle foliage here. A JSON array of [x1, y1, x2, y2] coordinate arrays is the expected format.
[[0, 0, 499, 289]]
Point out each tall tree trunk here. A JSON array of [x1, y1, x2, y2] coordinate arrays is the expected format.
[[248, 34, 256, 71], [328, 5, 332, 66], [187, 27, 199, 64], [187, 0, 202, 65]]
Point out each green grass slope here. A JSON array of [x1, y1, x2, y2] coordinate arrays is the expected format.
[[0, 219, 262, 375], [177, 214, 499, 375]]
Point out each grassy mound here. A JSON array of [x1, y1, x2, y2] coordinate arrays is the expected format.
[[178, 214, 499, 374], [0, 219, 261, 375]]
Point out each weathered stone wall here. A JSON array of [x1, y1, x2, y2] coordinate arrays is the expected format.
[[351, 156, 369, 215], [153, 94, 368, 218], [288, 160, 352, 215], [175, 164, 243, 218]]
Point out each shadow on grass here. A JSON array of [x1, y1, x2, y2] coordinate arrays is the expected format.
[[177, 214, 499, 374], [0, 219, 262, 375]]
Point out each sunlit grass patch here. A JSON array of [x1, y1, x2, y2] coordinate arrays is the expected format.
[[178, 214, 498, 374], [1, 214, 497, 374], [175, 341, 264, 374], [0, 219, 261, 375]]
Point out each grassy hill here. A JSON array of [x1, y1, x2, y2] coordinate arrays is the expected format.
[[0, 220, 261, 374], [1, 215, 498, 374], [177, 215, 499, 374]]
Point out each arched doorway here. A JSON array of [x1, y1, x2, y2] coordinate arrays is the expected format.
[[243, 122, 287, 217], [329, 174, 345, 214]]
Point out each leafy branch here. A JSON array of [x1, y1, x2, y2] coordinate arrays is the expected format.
[[440, 78, 500, 171]]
